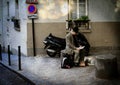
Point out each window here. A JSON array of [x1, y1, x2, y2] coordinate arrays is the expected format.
[[69, 0, 88, 19], [66, 0, 90, 30], [14, 0, 20, 31]]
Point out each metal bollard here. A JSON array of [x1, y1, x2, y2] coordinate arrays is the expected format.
[[0, 44, 2, 61], [18, 46, 21, 70], [8, 45, 11, 66]]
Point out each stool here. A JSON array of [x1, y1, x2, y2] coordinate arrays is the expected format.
[[95, 54, 118, 79]]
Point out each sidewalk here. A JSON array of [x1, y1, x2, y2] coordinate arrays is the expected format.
[[0, 53, 120, 85], [0, 64, 34, 85]]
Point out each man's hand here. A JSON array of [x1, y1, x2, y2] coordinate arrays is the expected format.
[[76, 46, 85, 51], [79, 46, 85, 49]]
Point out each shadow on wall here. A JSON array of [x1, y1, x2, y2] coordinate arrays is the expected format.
[[115, 10, 120, 21], [113, 24, 120, 48]]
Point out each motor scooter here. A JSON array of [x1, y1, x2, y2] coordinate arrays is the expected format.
[[43, 33, 66, 57]]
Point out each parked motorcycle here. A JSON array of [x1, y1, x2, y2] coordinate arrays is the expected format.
[[43, 33, 66, 57], [43, 33, 90, 57]]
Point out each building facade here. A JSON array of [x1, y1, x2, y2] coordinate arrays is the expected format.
[[0, 0, 120, 56]]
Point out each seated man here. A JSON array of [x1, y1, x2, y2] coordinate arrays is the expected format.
[[64, 27, 86, 67]]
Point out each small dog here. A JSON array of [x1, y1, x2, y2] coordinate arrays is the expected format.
[[84, 56, 95, 66]]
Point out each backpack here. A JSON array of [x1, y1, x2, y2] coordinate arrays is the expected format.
[[61, 53, 74, 69]]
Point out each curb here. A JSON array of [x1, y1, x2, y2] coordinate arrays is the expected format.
[[0, 62, 35, 85]]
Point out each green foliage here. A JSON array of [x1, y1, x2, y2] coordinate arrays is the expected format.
[[66, 16, 90, 22], [77, 16, 89, 21]]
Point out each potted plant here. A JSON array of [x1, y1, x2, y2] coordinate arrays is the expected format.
[[74, 15, 90, 22], [66, 16, 90, 29], [73, 16, 90, 27]]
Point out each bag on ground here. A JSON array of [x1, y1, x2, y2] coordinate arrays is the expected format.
[[61, 53, 74, 69]]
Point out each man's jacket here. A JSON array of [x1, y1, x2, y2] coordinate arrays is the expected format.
[[64, 32, 90, 56], [64, 32, 76, 55]]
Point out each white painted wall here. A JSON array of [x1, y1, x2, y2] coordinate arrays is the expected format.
[[89, 0, 120, 22], [27, 0, 68, 23], [2, 0, 28, 56], [1, 0, 120, 56], [27, 0, 120, 23], [0, 0, 3, 44]]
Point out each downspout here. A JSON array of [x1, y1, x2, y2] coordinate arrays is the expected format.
[[66, 0, 70, 30], [1, 0, 4, 46], [67, 0, 69, 20]]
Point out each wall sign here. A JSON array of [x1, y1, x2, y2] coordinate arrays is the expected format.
[[28, 4, 37, 14], [26, 0, 38, 4]]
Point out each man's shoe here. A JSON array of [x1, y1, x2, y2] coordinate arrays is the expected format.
[[79, 61, 86, 67]]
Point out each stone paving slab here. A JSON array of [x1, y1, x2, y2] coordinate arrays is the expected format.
[[0, 53, 120, 85]]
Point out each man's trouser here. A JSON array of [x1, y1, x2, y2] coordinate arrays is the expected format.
[[74, 49, 85, 64]]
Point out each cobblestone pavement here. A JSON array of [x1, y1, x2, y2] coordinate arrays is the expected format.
[[0, 64, 35, 85]]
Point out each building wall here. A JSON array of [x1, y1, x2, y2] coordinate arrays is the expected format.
[[2, 0, 28, 56], [27, 22, 66, 56], [88, 0, 120, 52], [89, 0, 120, 22], [1, 0, 120, 56], [0, 0, 3, 43], [27, 0, 68, 56], [27, 0, 120, 56], [84, 22, 120, 47], [27, 22, 120, 55]]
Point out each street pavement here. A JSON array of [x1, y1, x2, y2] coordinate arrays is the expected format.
[[0, 52, 120, 85], [0, 64, 34, 85]]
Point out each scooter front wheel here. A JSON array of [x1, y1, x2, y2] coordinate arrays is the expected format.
[[46, 49, 57, 57]]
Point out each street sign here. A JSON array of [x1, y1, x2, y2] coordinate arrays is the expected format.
[[28, 4, 37, 14], [28, 14, 38, 19]]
